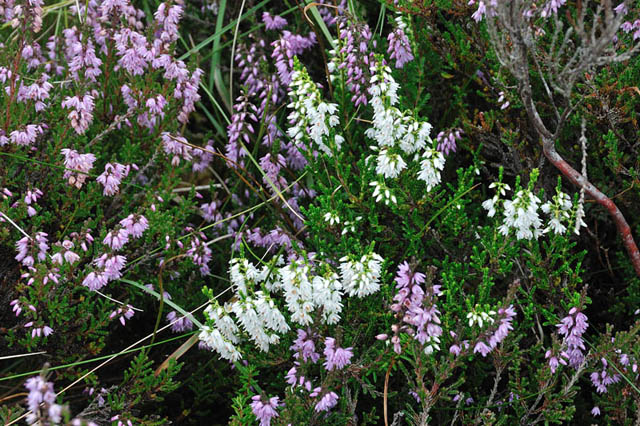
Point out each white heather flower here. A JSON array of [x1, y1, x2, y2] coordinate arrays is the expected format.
[[467, 307, 496, 328], [499, 189, 543, 240], [254, 291, 290, 334], [376, 149, 406, 178], [279, 260, 315, 325], [573, 202, 587, 235], [482, 196, 499, 218], [370, 181, 397, 205], [205, 304, 240, 344], [324, 212, 340, 226], [311, 273, 344, 324], [541, 191, 572, 235], [340, 252, 384, 298], [287, 61, 344, 156], [416, 148, 445, 191], [199, 326, 242, 361]]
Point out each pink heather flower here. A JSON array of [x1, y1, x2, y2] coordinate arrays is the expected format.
[[200, 201, 222, 223], [592, 406, 601, 416], [25, 375, 64, 424], [291, 329, 320, 363], [94, 254, 127, 280], [19, 74, 52, 111], [590, 358, 621, 394], [540, 0, 567, 18], [336, 17, 376, 107], [51, 240, 80, 265], [192, 142, 214, 172], [166, 310, 193, 333], [61, 94, 95, 134], [103, 228, 130, 250], [15, 232, 48, 266], [113, 29, 150, 76], [250, 395, 280, 426], [556, 307, 588, 368], [387, 26, 414, 69], [162, 132, 192, 166], [436, 129, 462, 156], [97, 163, 130, 196], [262, 12, 287, 30], [473, 341, 491, 357], [323, 337, 353, 371], [271, 31, 316, 85], [10, 124, 44, 146], [110, 305, 135, 326], [314, 391, 339, 412], [24, 188, 43, 205], [186, 236, 212, 276], [174, 68, 203, 124], [61, 148, 96, 188], [82, 271, 108, 291], [119, 214, 148, 239]]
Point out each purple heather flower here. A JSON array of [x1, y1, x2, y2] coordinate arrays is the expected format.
[[162, 132, 193, 166], [250, 395, 280, 426], [387, 26, 414, 69], [166, 310, 194, 333], [110, 305, 135, 326], [119, 214, 148, 239], [323, 337, 353, 371], [25, 375, 64, 424], [436, 129, 462, 156], [271, 31, 316, 85], [556, 307, 588, 368], [61, 148, 96, 189], [592, 406, 601, 416], [291, 329, 320, 363], [200, 201, 222, 223], [97, 163, 130, 196], [590, 358, 621, 394], [103, 228, 130, 250], [61, 94, 95, 134], [186, 235, 212, 275], [336, 17, 375, 107], [51, 240, 80, 265], [192, 142, 214, 172], [262, 12, 287, 30], [314, 391, 339, 412], [473, 341, 491, 357], [10, 124, 44, 146]]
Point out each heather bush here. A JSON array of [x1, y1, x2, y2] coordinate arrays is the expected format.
[[3, 0, 640, 425]]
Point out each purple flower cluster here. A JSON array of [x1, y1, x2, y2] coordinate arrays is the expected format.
[[61, 148, 96, 189], [291, 328, 321, 363], [436, 129, 462, 156], [15, 232, 49, 267], [312, 389, 339, 412], [225, 93, 257, 167], [61, 93, 95, 134], [335, 17, 375, 107], [166, 310, 194, 333], [109, 304, 135, 326], [386, 262, 443, 354], [24, 375, 64, 424], [250, 395, 280, 426], [387, 21, 414, 69], [323, 337, 353, 371], [186, 233, 212, 275], [472, 306, 516, 357], [590, 357, 621, 394], [262, 12, 287, 31], [24, 188, 43, 217], [162, 132, 193, 166], [271, 31, 316, 85], [97, 163, 131, 196], [557, 307, 589, 368]]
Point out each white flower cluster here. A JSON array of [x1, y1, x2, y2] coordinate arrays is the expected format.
[[483, 172, 586, 240], [200, 252, 385, 359], [364, 62, 444, 200], [339, 252, 384, 298], [370, 180, 397, 205], [499, 189, 543, 240], [541, 190, 572, 235], [287, 61, 344, 156], [467, 306, 496, 328], [417, 148, 445, 191]]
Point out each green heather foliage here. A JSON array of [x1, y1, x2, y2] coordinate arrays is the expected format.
[[2, 0, 640, 425]]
